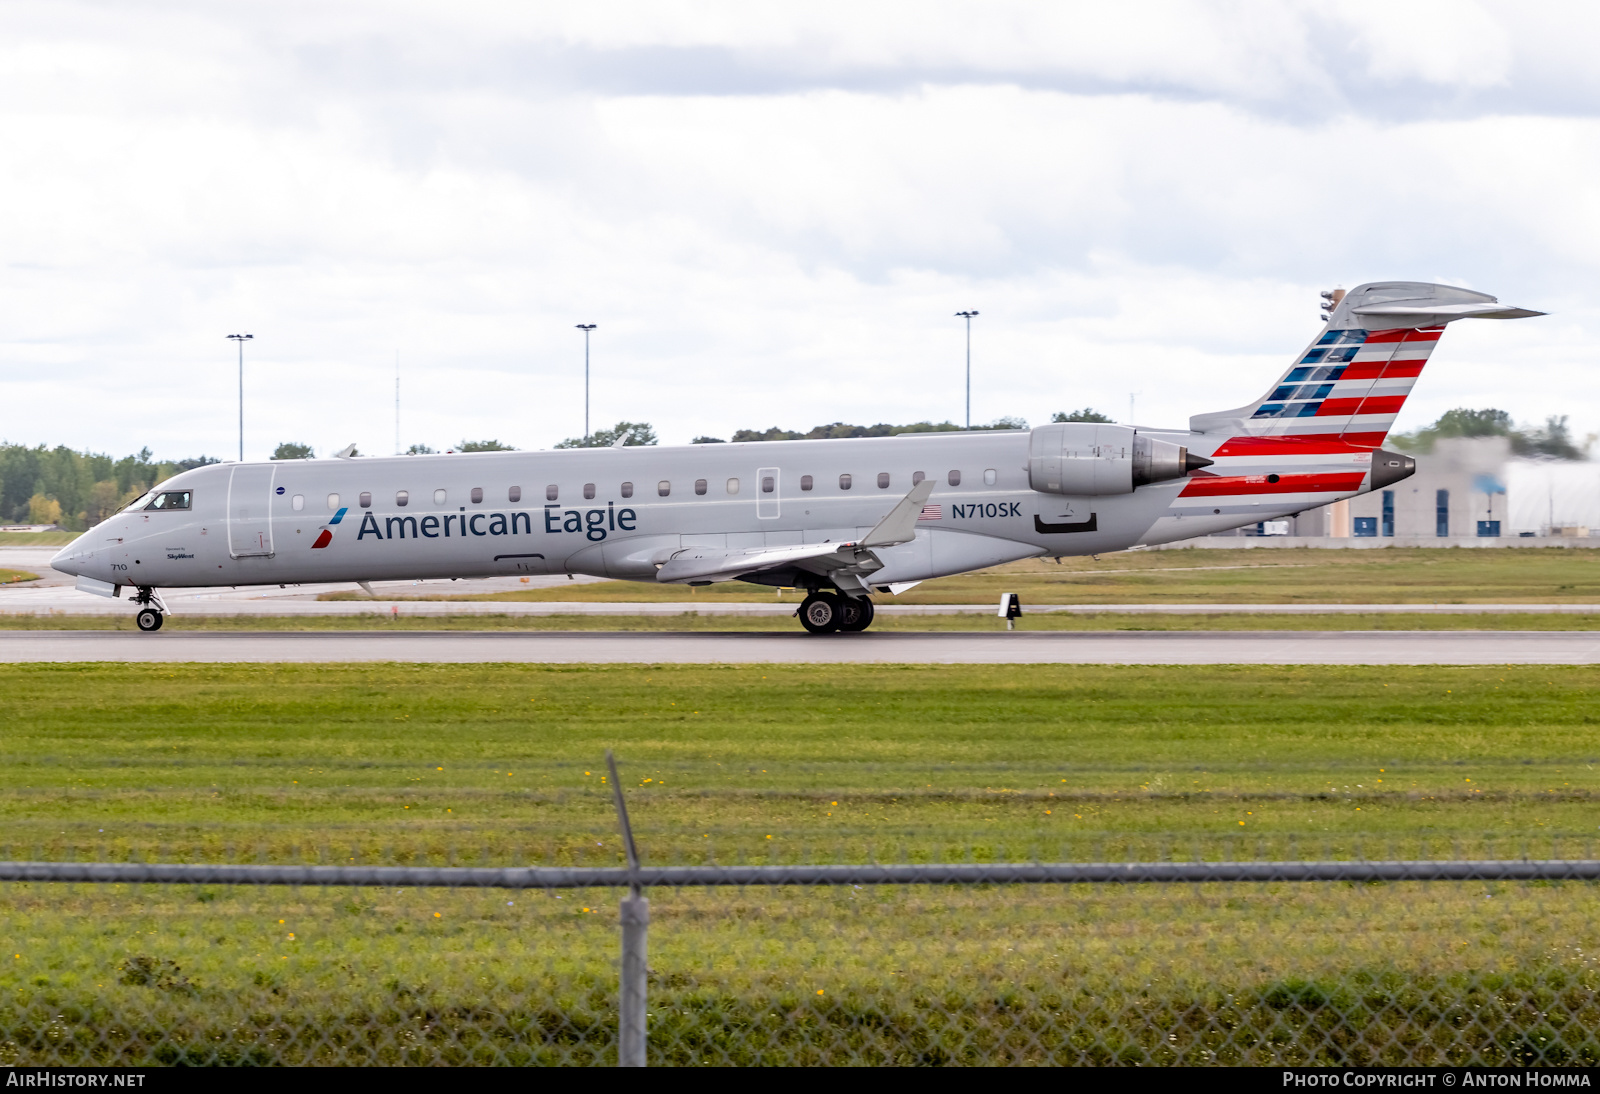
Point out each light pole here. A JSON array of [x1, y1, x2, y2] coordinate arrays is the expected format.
[[227, 333, 253, 461], [575, 324, 596, 443], [955, 311, 978, 429]]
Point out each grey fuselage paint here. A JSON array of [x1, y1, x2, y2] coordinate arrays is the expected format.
[[50, 429, 1351, 592]]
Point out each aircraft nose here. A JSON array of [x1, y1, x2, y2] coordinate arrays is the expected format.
[[50, 536, 89, 577]]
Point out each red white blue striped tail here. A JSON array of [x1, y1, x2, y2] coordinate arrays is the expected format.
[[1190, 281, 1542, 455], [1171, 282, 1542, 516]]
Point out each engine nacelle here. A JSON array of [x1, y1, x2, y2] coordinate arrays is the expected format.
[[1027, 423, 1211, 496]]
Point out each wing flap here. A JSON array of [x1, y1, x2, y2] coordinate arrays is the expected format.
[[655, 541, 858, 584]]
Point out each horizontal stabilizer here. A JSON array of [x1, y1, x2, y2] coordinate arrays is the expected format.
[[1352, 302, 1544, 321]]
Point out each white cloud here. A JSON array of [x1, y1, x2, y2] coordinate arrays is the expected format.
[[0, 0, 1594, 464]]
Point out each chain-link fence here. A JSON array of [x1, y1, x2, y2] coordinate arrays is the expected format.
[[6, 848, 1600, 1062]]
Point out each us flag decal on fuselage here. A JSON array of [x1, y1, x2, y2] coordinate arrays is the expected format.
[[918, 505, 941, 521]]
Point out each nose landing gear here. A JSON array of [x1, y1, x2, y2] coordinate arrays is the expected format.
[[132, 587, 167, 632], [797, 592, 876, 634]]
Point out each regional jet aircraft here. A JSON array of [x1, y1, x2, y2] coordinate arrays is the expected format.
[[52, 281, 1542, 633]]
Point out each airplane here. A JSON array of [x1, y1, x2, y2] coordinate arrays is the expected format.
[[52, 280, 1542, 634]]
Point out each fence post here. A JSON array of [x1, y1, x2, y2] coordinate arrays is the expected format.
[[607, 750, 648, 1067], [619, 893, 649, 1066]]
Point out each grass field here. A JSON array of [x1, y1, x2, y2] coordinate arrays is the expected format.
[[316, 547, 1600, 605], [0, 570, 35, 585], [0, 532, 72, 546], [4, 663, 1600, 1064]]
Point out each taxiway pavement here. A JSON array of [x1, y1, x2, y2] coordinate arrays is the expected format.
[[3, 630, 1597, 665]]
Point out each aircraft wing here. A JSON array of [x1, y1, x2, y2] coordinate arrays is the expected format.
[[655, 540, 862, 584], [654, 479, 938, 585]]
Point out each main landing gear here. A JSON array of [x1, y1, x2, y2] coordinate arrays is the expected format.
[[797, 592, 876, 635], [132, 587, 166, 633]]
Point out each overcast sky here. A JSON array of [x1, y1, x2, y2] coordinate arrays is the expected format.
[[2, 0, 1597, 461]]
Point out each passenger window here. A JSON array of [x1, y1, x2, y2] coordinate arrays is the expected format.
[[694, 479, 707, 495], [396, 490, 409, 507], [292, 494, 304, 511], [327, 493, 340, 510], [983, 469, 997, 486], [839, 473, 852, 490], [947, 470, 961, 486], [912, 471, 925, 485], [471, 487, 483, 504], [658, 481, 671, 497], [147, 491, 192, 511], [546, 485, 558, 502], [621, 482, 634, 499], [584, 483, 596, 500], [434, 488, 447, 505], [726, 478, 739, 495], [359, 492, 372, 508], [877, 472, 890, 489], [508, 486, 522, 503], [800, 475, 813, 491]]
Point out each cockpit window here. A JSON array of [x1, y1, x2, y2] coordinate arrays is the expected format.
[[120, 490, 157, 513], [146, 491, 192, 511]]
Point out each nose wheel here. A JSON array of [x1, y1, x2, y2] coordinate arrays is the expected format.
[[132, 586, 167, 632]]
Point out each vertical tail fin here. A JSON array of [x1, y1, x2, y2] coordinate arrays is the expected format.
[[1190, 282, 1542, 454]]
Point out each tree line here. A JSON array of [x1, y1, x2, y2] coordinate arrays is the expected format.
[[692, 410, 1110, 444], [0, 444, 219, 530], [1389, 409, 1589, 460]]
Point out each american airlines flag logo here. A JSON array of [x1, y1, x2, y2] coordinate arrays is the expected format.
[[918, 504, 941, 521]]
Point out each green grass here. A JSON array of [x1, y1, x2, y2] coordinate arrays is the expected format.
[[0, 570, 35, 585], [3, 663, 1599, 855], [5, 663, 1600, 1065], [0, 532, 73, 546], [318, 547, 1600, 605]]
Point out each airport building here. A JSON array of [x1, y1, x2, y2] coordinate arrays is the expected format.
[[1166, 437, 1600, 548]]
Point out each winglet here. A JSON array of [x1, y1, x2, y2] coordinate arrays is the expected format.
[[860, 479, 937, 548]]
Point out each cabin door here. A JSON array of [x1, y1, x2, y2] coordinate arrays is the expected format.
[[227, 464, 277, 558]]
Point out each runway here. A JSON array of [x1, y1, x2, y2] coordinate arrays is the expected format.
[[5, 630, 1599, 665]]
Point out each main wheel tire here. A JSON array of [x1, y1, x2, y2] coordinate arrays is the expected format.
[[135, 608, 163, 632], [837, 597, 875, 632], [798, 593, 840, 634]]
